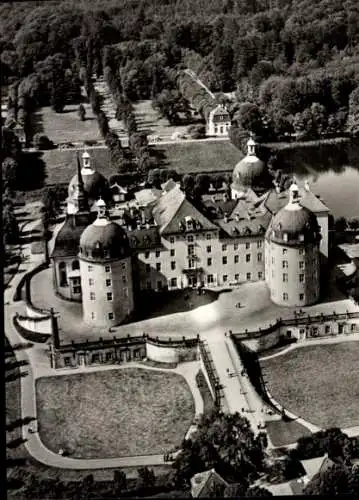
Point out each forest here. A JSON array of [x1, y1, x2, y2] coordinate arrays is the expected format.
[[1, 0, 359, 144]]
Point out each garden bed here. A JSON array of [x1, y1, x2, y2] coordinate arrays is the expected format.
[[36, 368, 195, 458]]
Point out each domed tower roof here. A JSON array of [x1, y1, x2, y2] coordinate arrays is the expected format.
[[266, 183, 321, 245], [79, 199, 130, 262], [232, 134, 267, 190], [68, 150, 109, 203]]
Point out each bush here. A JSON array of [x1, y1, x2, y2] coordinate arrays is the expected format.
[[33, 134, 55, 150], [187, 124, 206, 139]]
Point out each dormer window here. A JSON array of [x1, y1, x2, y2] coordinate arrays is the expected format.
[[283, 233, 288, 242]]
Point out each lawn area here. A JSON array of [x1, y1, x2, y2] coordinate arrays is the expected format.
[[133, 99, 194, 139], [266, 419, 311, 447], [40, 147, 115, 186], [36, 368, 195, 458], [33, 103, 101, 144], [154, 139, 242, 175], [261, 342, 359, 429]]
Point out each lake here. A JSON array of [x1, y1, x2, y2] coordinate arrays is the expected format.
[[276, 140, 359, 219]]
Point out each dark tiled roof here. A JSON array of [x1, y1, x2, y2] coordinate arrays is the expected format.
[[51, 215, 91, 258], [125, 226, 162, 251], [265, 187, 329, 215]]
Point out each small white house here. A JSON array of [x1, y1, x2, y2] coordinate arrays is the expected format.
[[206, 104, 231, 137]]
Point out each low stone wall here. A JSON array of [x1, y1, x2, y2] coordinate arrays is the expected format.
[[50, 334, 199, 370], [146, 337, 198, 364], [15, 313, 53, 335], [233, 311, 359, 353]]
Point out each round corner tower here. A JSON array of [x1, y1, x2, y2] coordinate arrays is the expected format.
[[265, 183, 321, 307], [79, 199, 134, 327]]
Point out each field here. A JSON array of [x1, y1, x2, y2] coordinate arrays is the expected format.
[[153, 139, 242, 174], [261, 342, 359, 429], [33, 102, 101, 144], [134, 99, 192, 139], [36, 368, 195, 458]]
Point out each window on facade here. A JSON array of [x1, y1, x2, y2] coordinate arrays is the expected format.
[[188, 259, 195, 269], [121, 262, 126, 271], [258, 272, 263, 279], [207, 258, 212, 266], [106, 279, 111, 287], [299, 274, 304, 282], [156, 263, 161, 271], [187, 235, 194, 242], [283, 293, 288, 301], [325, 325, 330, 334], [283, 248, 287, 255], [89, 278, 94, 286], [73, 286, 81, 294], [222, 244, 227, 251], [257, 241, 262, 248], [170, 249, 175, 256], [351, 324, 356, 332], [124, 287, 128, 297], [246, 254, 251, 262], [299, 249, 304, 255], [257, 253, 262, 262], [246, 272, 251, 281], [283, 273, 288, 282], [108, 312, 114, 320], [282, 260, 288, 268], [107, 292, 113, 301], [72, 260, 79, 270], [157, 281, 163, 290], [245, 242, 250, 249], [155, 250, 160, 258], [92, 353, 100, 363], [299, 293, 304, 301], [146, 264, 151, 273], [207, 274, 214, 284], [299, 261, 304, 269], [234, 255, 239, 263], [206, 234, 211, 240], [223, 275, 228, 282], [144, 251, 150, 259], [105, 265, 111, 273], [222, 256, 227, 265], [171, 261, 176, 270], [91, 312, 95, 320], [170, 236, 175, 244], [90, 292, 95, 300], [188, 244, 194, 255], [88, 265, 93, 272], [235, 273, 239, 281], [170, 278, 177, 288], [106, 351, 113, 360], [64, 357, 71, 366], [207, 245, 211, 253]]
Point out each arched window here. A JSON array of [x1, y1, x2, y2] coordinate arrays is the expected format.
[[72, 260, 80, 271], [59, 262, 67, 287]]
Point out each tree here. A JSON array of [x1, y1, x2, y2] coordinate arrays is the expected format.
[[234, 103, 264, 136], [3, 204, 19, 245], [137, 467, 156, 491], [304, 463, 350, 495], [182, 174, 195, 197], [172, 410, 266, 489], [6, 340, 35, 491], [187, 124, 206, 139], [347, 87, 359, 136], [2, 157, 18, 191], [78, 104, 86, 121], [246, 485, 273, 496], [152, 89, 189, 125], [114, 470, 127, 494], [335, 217, 347, 233], [194, 174, 210, 196], [147, 168, 162, 188]]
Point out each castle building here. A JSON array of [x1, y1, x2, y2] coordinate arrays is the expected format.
[[265, 183, 321, 306], [51, 141, 328, 327], [206, 104, 231, 137], [79, 198, 134, 328]]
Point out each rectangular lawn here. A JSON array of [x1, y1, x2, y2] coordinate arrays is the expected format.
[[261, 342, 359, 429], [36, 368, 195, 458]]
